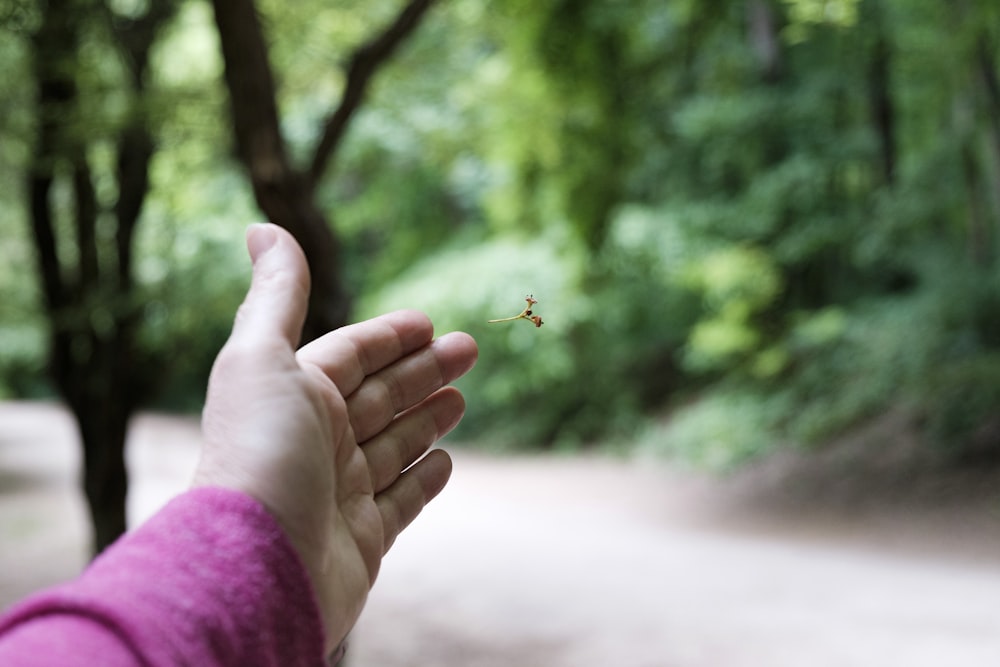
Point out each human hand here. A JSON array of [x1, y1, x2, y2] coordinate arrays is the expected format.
[[193, 223, 478, 654]]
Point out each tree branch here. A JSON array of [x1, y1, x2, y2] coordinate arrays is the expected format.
[[307, 0, 436, 187], [28, 1, 79, 314], [106, 0, 181, 287], [106, 0, 180, 86], [73, 155, 100, 297]]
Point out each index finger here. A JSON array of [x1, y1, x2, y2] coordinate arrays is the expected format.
[[296, 310, 434, 396]]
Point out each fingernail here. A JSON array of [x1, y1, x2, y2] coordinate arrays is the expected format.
[[247, 223, 278, 264]]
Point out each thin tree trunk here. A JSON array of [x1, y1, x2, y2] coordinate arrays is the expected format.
[[976, 33, 1000, 260], [867, 3, 897, 186], [961, 138, 991, 265], [746, 0, 783, 83]]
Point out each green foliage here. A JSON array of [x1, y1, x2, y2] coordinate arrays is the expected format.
[[639, 389, 784, 469], [682, 245, 784, 374], [358, 228, 587, 446], [0, 14, 42, 398], [3, 0, 1000, 469], [135, 231, 249, 410], [649, 249, 1000, 467], [782, 0, 861, 43], [0, 206, 44, 399], [359, 212, 696, 447], [922, 355, 1000, 458]]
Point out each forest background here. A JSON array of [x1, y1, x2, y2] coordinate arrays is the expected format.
[[1, 0, 999, 549]]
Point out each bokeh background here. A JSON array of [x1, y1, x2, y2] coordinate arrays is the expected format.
[[2, 0, 1000, 664]]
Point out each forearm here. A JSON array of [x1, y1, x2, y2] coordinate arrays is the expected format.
[[0, 487, 326, 666]]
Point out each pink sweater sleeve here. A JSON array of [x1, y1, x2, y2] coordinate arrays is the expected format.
[[0, 487, 327, 666]]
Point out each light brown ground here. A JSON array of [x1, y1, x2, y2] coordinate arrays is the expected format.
[[1, 401, 999, 666]]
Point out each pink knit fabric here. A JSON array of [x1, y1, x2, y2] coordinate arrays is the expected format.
[[0, 487, 327, 666]]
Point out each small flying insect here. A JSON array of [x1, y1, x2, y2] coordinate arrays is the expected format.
[[488, 294, 544, 327]]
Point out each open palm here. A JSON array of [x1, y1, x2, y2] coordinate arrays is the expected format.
[[195, 224, 477, 655]]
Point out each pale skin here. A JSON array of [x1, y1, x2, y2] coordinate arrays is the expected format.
[[193, 223, 478, 657]]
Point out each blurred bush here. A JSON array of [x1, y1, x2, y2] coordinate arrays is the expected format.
[[4, 0, 1000, 471], [359, 211, 699, 448]]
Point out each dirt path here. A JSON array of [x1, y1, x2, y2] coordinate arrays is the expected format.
[[2, 402, 999, 666]]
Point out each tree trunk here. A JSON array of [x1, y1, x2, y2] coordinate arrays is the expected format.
[[211, 0, 437, 341], [69, 372, 133, 554], [28, 0, 174, 554], [248, 168, 350, 343], [28, 147, 137, 554]]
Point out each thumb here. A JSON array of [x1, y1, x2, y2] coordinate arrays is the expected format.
[[230, 223, 311, 349]]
